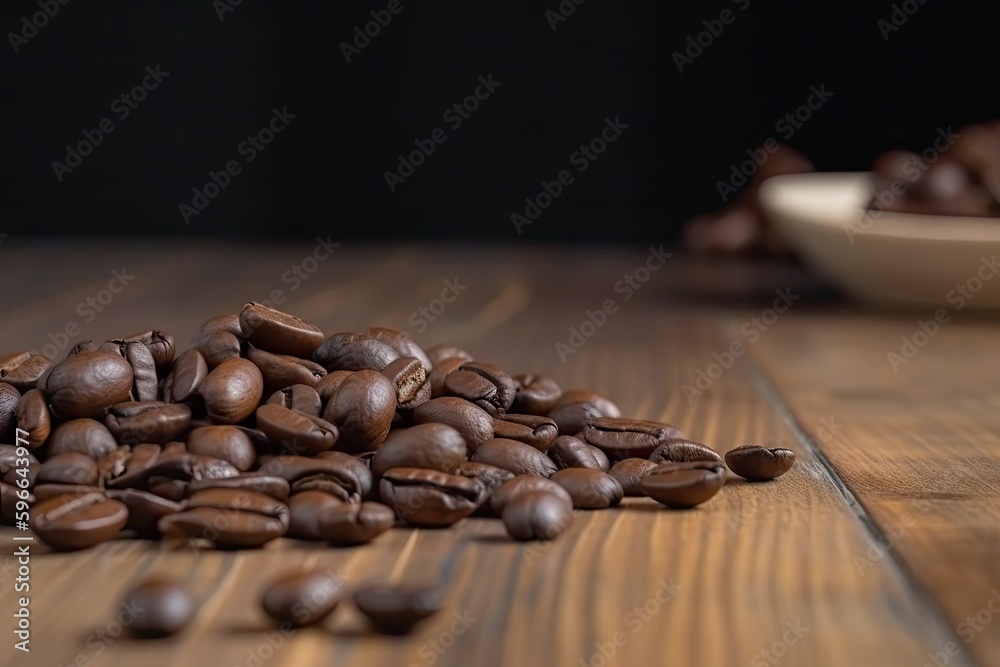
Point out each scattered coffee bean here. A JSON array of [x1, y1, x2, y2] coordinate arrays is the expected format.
[[511, 374, 562, 416], [30, 492, 128, 550], [322, 370, 396, 453], [380, 467, 484, 527], [287, 490, 344, 540], [649, 439, 723, 464], [639, 461, 727, 508], [608, 458, 657, 496], [190, 314, 244, 368], [725, 445, 796, 481], [313, 332, 399, 372], [380, 356, 430, 409], [245, 345, 326, 396], [262, 570, 344, 628], [471, 438, 557, 478], [547, 401, 602, 437], [122, 579, 195, 638], [491, 413, 558, 452], [257, 454, 371, 502], [163, 349, 208, 403], [105, 488, 183, 534], [255, 404, 339, 456], [370, 423, 467, 478], [490, 475, 573, 515], [239, 302, 325, 358], [353, 585, 443, 635], [550, 468, 623, 509], [157, 488, 289, 548], [320, 501, 396, 544], [186, 426, 257, 471], [266, 383, 323, 416], [578, 417, 683, 459], [556, 389, 621, 418], [45, 351, 134, 419], [198, 358, 264, 425], [367, 327, 433, 373], [444, 361, 516, 416], [47, 418, 120, 459], [502, 490, 574, 541], [104, 401, 192, 446], [547, 435, 604, 470], [413, 397, 494, 450]]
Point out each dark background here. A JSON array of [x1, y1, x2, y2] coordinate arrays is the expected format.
[[3, 0, 998, 242]]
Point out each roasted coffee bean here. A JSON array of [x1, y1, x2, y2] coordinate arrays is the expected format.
[[428, 357, 465, 398], [578, 418, 683, 459], [190, 314, 244, 368], [46, 351, 134, 419], [379, 467, 484, 527], [548, 401, 602, 436], [100, 340, 158, 402], [266, 384, 322, 417], [186, 474, 290, 501], [425, 344, 473, 368], [412, 397, 494, 450], [511, 374, 562, 416], [163, 349, 208, 403], [471, 438, 557, 478], [121, 579, 195, 637], [314, 370, 353, 404], [550, 468, 623, 509], [32, 485, 102, 503], [102, 443, 161, 489], [287, 490, 344, 540], [492, 414, 559, 452], [158, 488, 289, 548], [547, 435, 605, 470], [313, 332, 399, 372], [105, 401, 192, 445], [649, 439, 723, 465], [368, 327, 432, 373], [453, 461, 514, 496], [47, 419, 118, 459], [262, 570, 344, 628], [239, 302, 325, 358], [1, 481, 33, 523], [608, 458, 657, 496], [556, 389, 621, 418], [380, 356, 430, 409], [370, 424, 467, 479], [186, 426, 257, 471], [258, 454, 371, 502], [16, 388, 50, 448], [139, 452, 240, 489], [245, 345, 326, 396], [725, 445, 796, 481], [353, 585, 443, 635], [256, 404, 339, 456], [122, 331, 176, 372], [639, 461, 727, 508], [105, 488, 183, 533], [319, 501, 395, 544], [199, 358, 263, 425], [0, 351, 52, 392], [489, 475, 573, 515], [590, 446, 610, 472], [322, 370, 396, 453], [0, 382, 19, 442], [30, 492, 128, 550], [502, 491, 574, 541], [443, 361, 516, 416], [37, 452, 100, 487]]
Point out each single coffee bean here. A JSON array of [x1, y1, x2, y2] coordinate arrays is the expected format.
[[199, 358, 263, 425], [163, 349, 208, 403], [239, 302, 325, 358], [105, 488, 183, 533], [380, 356, 431, 409], [547, 435, 605, 470], [649, 439, 723, 465], [352, 585, 443, 635], [428, 357, 464, 398], [511, 374, 562, 416], [370, 423, 467, 479], [47, 418, 119, 459], [258, 454, 371, 502], [492, 414, 559, 452], [121, 579, 195, 637], [322, 370, 396, 453], [262, 570, 344, 628], [46, 351, 134, 419], [266, 384, 322, 417], [379, 467, 484, 527], [550, 468, 623, 509], [452, 461, 515, 497], [186, 473, 291, 501], [502, 490, 574, 541], [287, 490, 344, 539], [425, 344, 473, 368], [313, 332, 399, 372], [547, 401, 602, 436], [30, 492, 128, 550], [245, 345, 326, 396], [0, 382, 20, 442], [0, 351, 53, 392], [190, 314, 244, 368], [122, 330, 176, 372], [490, 475, 573, 515], [37, 452, 100, 487], [367, 327, 432, 373], [608, 458, 658, 496], [725, 445, 796, 481], [102, 443, 161, 489], [578, 417, 684, 459], [104, 401, 192, 446], [471, 438, 557, 478], [157, 488, 289, 548], [412, 397, 494, 450], [314, 370, 353, 404], [1, 482, 33, 523], [186, 426, 257, 471], [256, 404, 339, 456], [443, 361, 516, 416], [16, 388, 51, 448], [639, 461, 727, 508], [556, 389, 622, 418], [320, 501, 396, 545]]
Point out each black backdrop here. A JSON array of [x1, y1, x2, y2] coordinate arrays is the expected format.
[[3, 1, 998, 241]]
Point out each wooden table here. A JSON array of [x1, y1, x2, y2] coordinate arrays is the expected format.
[[2, 241, 999, 667]]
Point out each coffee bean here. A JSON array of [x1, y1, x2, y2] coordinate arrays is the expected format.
[[352, 585, 443, 635], [30, 492, 128, 550], [287, 490, 343, 539], [412, 397, 494, 450], [186, 426, 257, 471], [0, 351, 52, 392], [100, 340, 158, 402], [47, 418, 119, 459], [192, 326, 242, 369], [323, 370, 397, 453], [511, 374, 562, 415], [140, 451, 241, 488], [649, 439, 723, 465], [590, 446, 610, 472], [547, 401, 602, 436], [163, 349, 208, 403], [470, 438, 557, 478], [104, 401, 192, 446], [725, 445, 795, 481], [428, 357, 464, 398], [122, 330, 176, 372], [262, 570, 344, 628], [157, 488, 289, 548], [453, 461, 514, 497], [491, 414, 558, 452], [380, 356, 430, 409], [443, 361, 516, 416], [320, 501, 395, 544], [489, 475, 573, 515], [314, 370, 353, 404], [639, 461, 727, 508], [0, 382, 20, 442], [45, 351, 134, 419], [16, 388, 51, 448], [547, 435, 604, 470], [608, 458, 657, 496], [105, 488, 182, 534], [258, 454, 371, 502], [578, 417, 683, 459], [256, 404, 339, 456], [186, 474, 291, 501], [556, 389, 621, 418], [0, 444, 38, 473], [37, 452, 99, 487], [32, 484, 105, 503], [121, 579, 195, 637], [502, 490, 574, 541], [239, 302, 325, 358], [199, 358, 263, 425], [313, 332, 399, 372], [245, 345, 326, 396], [550, 468, 623, 509], [265, 384, 322, 416], [379, 467, 484, 527], [102, 443, 161, 489], [370, 423, 467, 479], [367, 327, 432, 373], [425, 344, 473, 368]]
